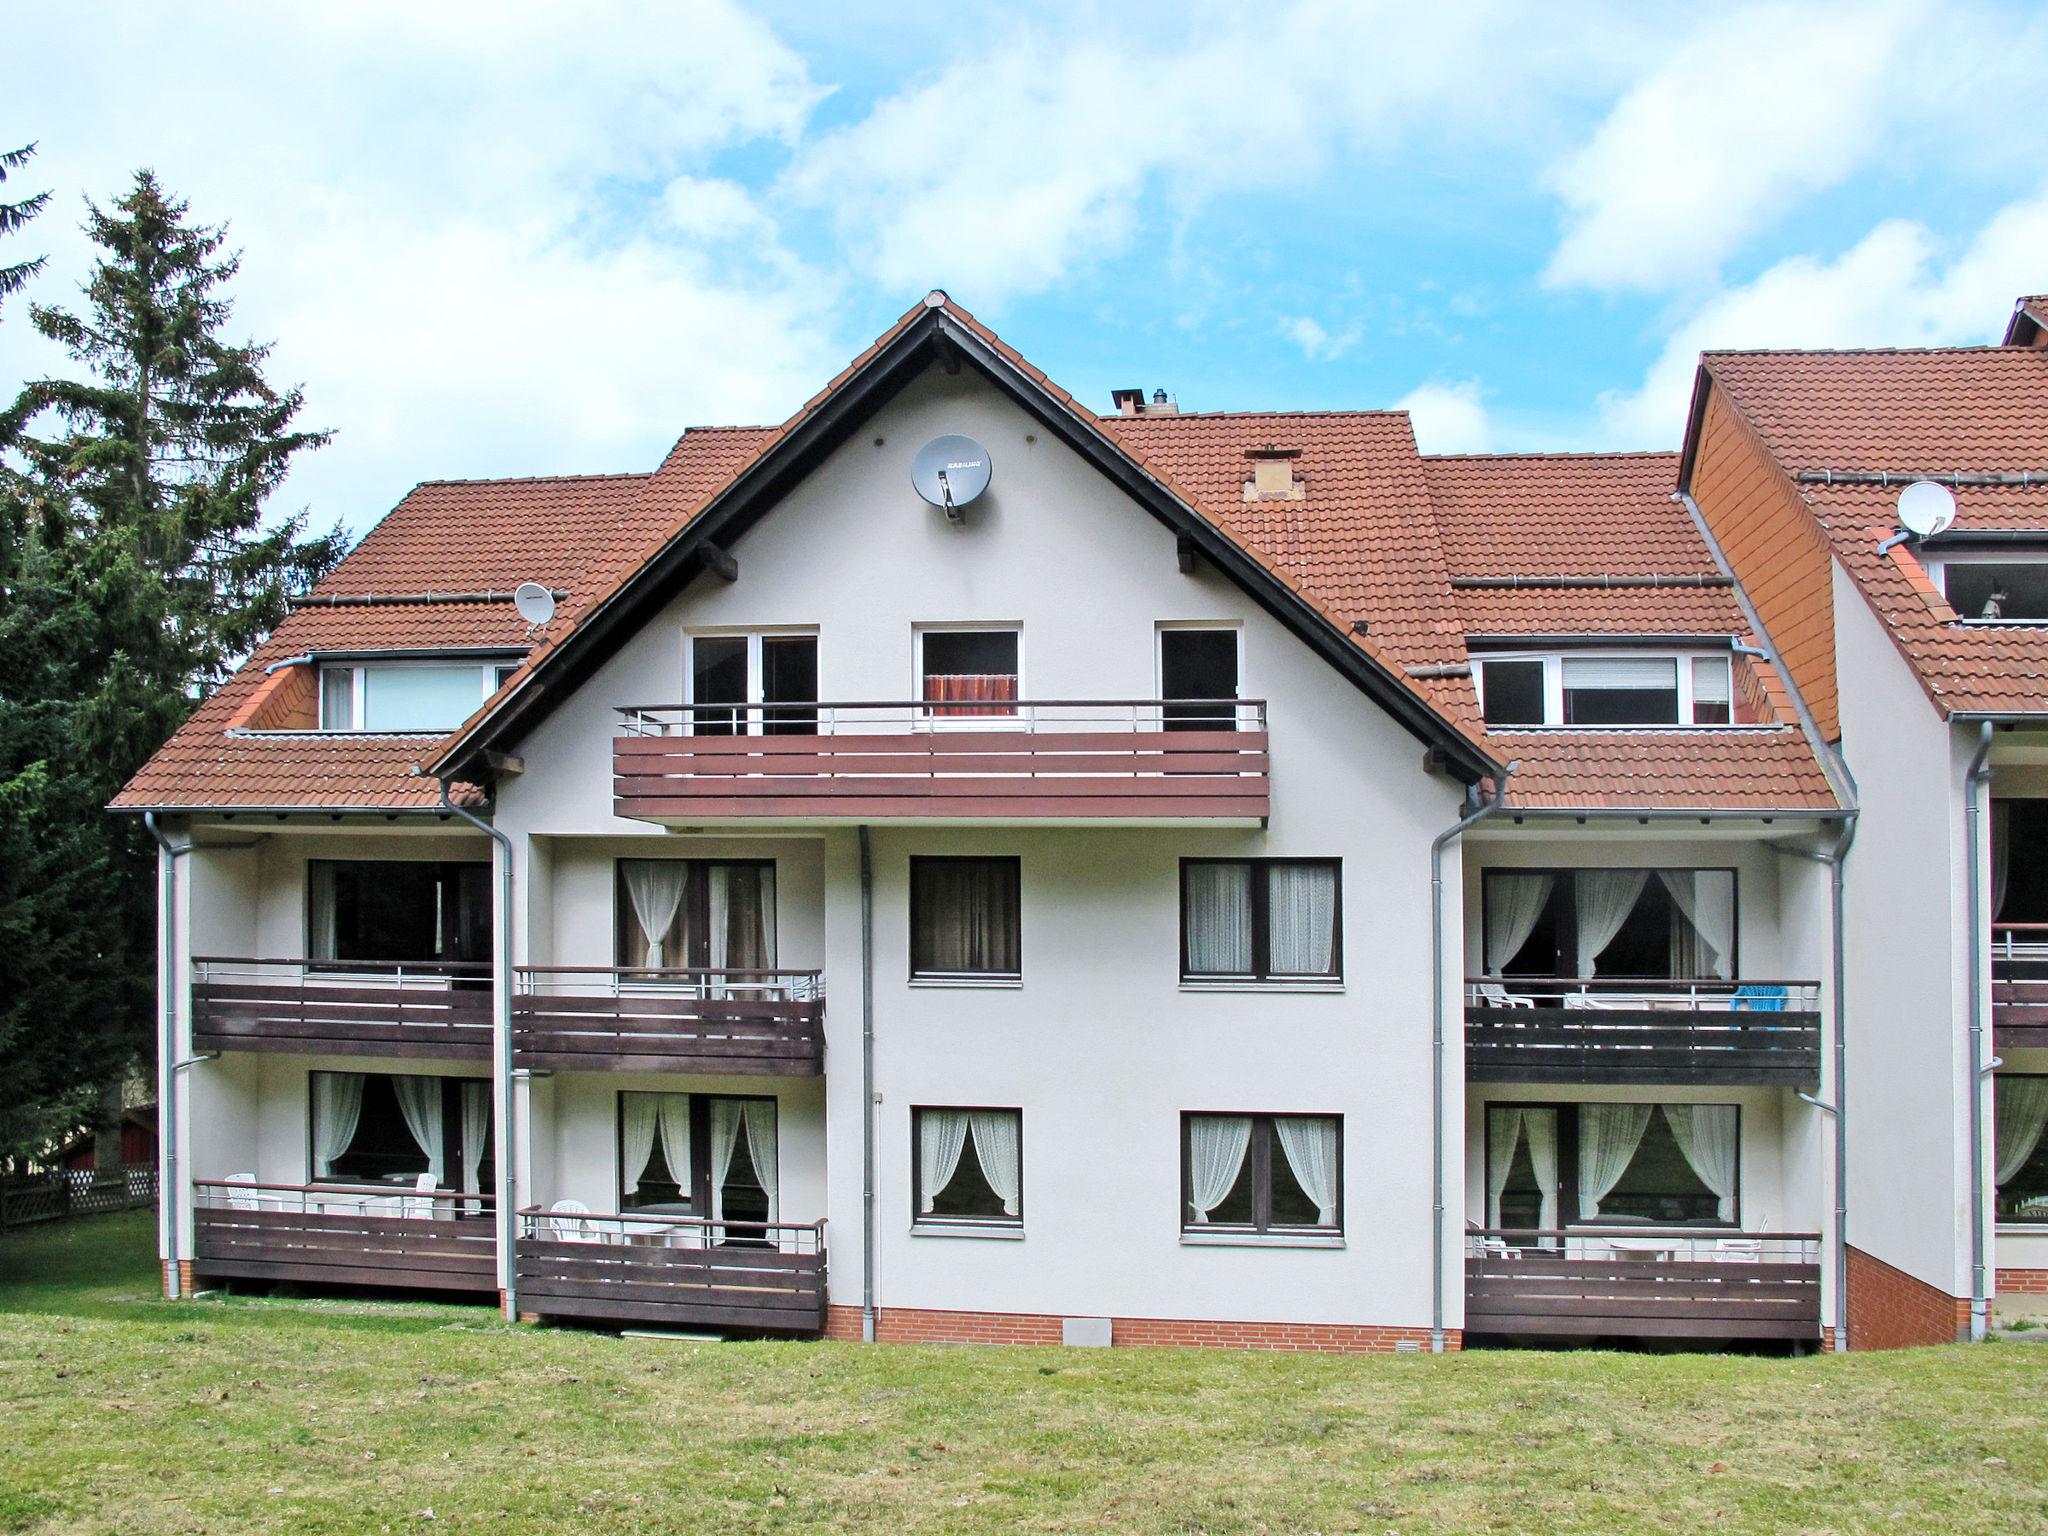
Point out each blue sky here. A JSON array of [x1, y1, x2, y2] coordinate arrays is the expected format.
[[5, 1, 2048, 537]]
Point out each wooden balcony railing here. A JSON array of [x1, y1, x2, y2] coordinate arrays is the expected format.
[[192, 1179, 498, 1294], [191, 957, 494, 1061], [512, 967, 825, 1075], [1465, 979, 1821, 1086], [1466, 1228, 1822, 1341], [1991, 925, 2048, 1049], [515, 1207, 827, 1333], [613, 699, 1270, 821]]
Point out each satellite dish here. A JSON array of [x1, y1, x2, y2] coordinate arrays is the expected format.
[[1896, 480, 1957, 539], [513, 581, 556, 629], [911, 434, 992, 521]]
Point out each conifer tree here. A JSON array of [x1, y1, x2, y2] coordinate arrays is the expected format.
[[0, 142, 48, 312]]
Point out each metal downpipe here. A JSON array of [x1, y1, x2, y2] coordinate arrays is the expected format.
[[438, 781, 519, 1320], [1430, 767, 1512, 1353], [1965, 721, 1995, 1341], [860, 825, 877, 1342], [143, 813, 189, 1298]]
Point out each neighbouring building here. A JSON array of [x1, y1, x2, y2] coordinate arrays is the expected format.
[[111, 289, 2046, 1352]]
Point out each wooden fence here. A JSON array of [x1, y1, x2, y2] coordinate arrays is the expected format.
[[0, 1167, 159, 1230]]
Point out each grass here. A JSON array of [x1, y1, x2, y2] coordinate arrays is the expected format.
[[0, 1215, 2044, 1534]]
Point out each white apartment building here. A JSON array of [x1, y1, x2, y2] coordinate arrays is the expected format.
[[122, 289, 1960, 1352]]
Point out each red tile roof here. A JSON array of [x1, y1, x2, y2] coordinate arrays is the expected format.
[[118, 299, 1842, 816], [1704, 345, 2048, 716]]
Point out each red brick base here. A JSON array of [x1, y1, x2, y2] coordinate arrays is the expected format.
[[1846, 1246, 1968, 1350], [1996, 1268, 2048, 1296], [822, 1304, 1450, 1353], [161, 1260, 195, 1297]]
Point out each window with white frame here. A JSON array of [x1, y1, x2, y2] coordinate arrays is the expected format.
[[1476, 652, 1734, 728], [1925, 553, 2048, 623], [916, 626, 1020, 717], [1158, 624, 1241, 730], [686, 630, 818, 735], [317, 659, 520, 731]]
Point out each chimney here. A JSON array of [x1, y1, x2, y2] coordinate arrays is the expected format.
[[1243, 445, 1304, 501], [1110, 386, 1180, 417]]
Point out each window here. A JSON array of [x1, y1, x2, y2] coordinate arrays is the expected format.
[[1182, 1113, 1341, 1233], [316, 660, 514, 731], [309, 1071, 493, 1194], [1473, 652, 1734, 727], [1996, 1075, 2048, 1222], [1939, 559, 2048, 622], [1563, 656, 1678, 725], [1159, 627, 1240, 730], [1484, 1102, 1739, 1231], [1480, 659, 1545, 726], [918, 627, 1019, 717], [1480, 867, 1737, 981], [308, 860, 491, 967], [910, 857, 1020, 979], [616, 860, 776, 974], [912, 1107, 1022, 1226], [1180, 859, 1340, 984], [686, 631, 818, 735], [617, 1092, 778, 1235]]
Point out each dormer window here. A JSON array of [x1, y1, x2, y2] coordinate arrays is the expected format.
[[317, 659, 520, 731], [1476, 652, 1734, 729], [1924, 552, 2048, 622]]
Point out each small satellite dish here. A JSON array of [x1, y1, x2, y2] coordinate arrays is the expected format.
[[513, 581, 557, 629], [1896, 479, 1957, 540], [911, 434, 992, 521]]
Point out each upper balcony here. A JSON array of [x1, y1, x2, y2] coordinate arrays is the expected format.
[[612, 699, 1270, 824], [191, 957, 494, 1062], [1992, 925, 2048, 1050], [512, 967, 825, 1076], [1465, 978, 1822, 1086]]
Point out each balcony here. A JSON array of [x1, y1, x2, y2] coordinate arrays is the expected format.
[[191, 958, 493, 1062], [192, 1179, 498, 1295], [613, 700, 1270, 823], [515, 1208, 827, 1333], [1992, 925, 2048, 1049], [1466, 1228, 1822, 1342], [512, 968, 825, 1075], [1465, 979, 1821, 1086]]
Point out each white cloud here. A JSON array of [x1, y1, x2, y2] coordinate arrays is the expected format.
[[1397, 380, 1495, 454], [1544, 1, 1921, 293], [1594, 182, 2048, 445], [1280, 315, 1361, 361], [0, 1, 842, 535], [782, 5, 1629, 305]]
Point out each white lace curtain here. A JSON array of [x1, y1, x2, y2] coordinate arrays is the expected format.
[[1993, 801, 2013, 919], [1273, 1116, 1339, 1226], [708, 1098, 776, 1222], [1486, 1107, 1522, 1227], [308, 864, 339, 962], [311, 1071, 363, 1176], [1185, 864, 1253, 974], [708, 864, 777, 975], [917, 1109, 971, 1214], [1485, 874, 1553, 976], [1485, 1106, 1558, 1232], [1577, 1103, 1651, 1218], [622, 861, 688, 969], [1662, 1104, 1738, 1220], [1996, 1076, 2048, 1186], [660, 1094, 693, 1193], [916, 1110, 1022, 1217], [1268, 865, 1337, 975], [1575, 870, 1649, 978], [621, 1093, 660, 1191], [969, 1111, 1021, 1217], [1186, 1115, 1252, 1223], [460, 1081, 489, 1196], [393, 1076, 446, 1186], [1659, 871, 1736, 980]]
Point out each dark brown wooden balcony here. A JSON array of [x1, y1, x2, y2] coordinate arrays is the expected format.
[[515, 1208, 826, 1333], [512, 968, 824, 1075], [192, 1179, 497, 1295], [1465, 979, 1821, 1086], [1466, 1229, 1822, 1342], [613, 700, 1270, 822], [191, 958, 493, 1061], [1992, 925, 2048, 1049]]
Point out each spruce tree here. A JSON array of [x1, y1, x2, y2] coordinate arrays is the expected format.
[[0, 142, 48, 312], [0, 170, 346, 1167]]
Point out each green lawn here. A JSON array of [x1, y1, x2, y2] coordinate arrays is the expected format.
[[0, 1215, 2043, 1534]]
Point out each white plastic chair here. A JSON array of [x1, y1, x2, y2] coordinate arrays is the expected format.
[[401, 1172, 438, 1220], [1715, 1213, 1770, 1262], [223, 1172, 259, 1212], [546, 1198, 606, 1243], [1472, 982, 1535, 1009]]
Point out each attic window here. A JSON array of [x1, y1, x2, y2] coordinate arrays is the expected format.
[[1243, 447, 1303, 502], [1476, 651, 1734, 728], [1934, 557, 2048, 622], [318, 660, 514, 731]]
